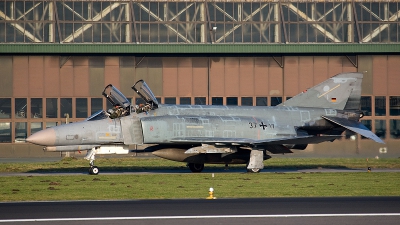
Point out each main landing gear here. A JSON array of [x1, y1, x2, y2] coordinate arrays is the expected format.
[[188, 163, 204, 173], [246, 150, 264, 173], [246, 168, 261, 173], [85, 148, 99, 175]]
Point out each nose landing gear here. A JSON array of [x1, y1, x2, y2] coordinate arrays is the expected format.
[[85, 147, 100, 175]]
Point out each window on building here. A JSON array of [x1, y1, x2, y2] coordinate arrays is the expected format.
[[389, 96, 400, 116], [360, 96, 372, 116], [60, 98, 72, 118], [241, 97, 253, 106], [0, 98, 11, 119], [226, 97, 238, 106], [31, 98, 43, 118], [212, 97, 223, 105], [135, 98, 145, 105], [91, 98, 103, 115], [195, 97, 206, 105], [390, 119, 400, 139], [46, 98, 58, 118], [76, 98, 88, 118], [165, 97, 176, 104], [180, 97, 191, 105], [286, 97, 292, 101], [106, 100, 113, 110], [361, 120, 372, 139], [46, 122, 58, 128], [375, 120, 386, 139], [31, 122, 42, 135], [15, 122, 27, 143], [271, 97, 282, 106], [0, 122, 11, 143], [15, 98, 27, 118], [375, 96, 386, 116], [256, 97, 268, 106], [128, 98, 134, 106]]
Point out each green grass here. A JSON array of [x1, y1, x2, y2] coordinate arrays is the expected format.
[[0, 172, 399, 202], [0, 157, 399, 173], [0, 157, 399, 201]]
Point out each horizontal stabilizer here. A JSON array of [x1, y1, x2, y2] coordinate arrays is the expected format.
[[322, 116, 385, 144]]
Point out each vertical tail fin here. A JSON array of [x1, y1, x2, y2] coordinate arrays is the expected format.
[[280, 72, 363, 110]]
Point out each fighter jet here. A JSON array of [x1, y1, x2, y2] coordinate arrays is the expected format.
[[26, 72, 384, 175]]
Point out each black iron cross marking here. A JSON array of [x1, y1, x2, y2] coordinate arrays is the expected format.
[[259, 122, 268, 130]]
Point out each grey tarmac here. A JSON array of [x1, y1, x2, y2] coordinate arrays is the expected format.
[[1, 167, 399, 177], [1, 197, 399, 225]]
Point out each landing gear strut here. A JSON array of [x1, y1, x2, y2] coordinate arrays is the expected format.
[[85, 148, 99, 175], [246, 150, 264, 173], [188, 163, 204, 173]]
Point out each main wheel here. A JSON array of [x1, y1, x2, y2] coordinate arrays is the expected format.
[[89, 166, 99, 175], [247, 168, 261, 173], [188, 163, 204, 173]]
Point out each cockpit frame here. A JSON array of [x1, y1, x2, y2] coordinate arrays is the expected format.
[[86, 80, 158, 121], [131, 80, 159, 109]]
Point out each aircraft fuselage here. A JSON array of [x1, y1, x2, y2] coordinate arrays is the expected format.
[[36, 105, 340, 148], [140, 105, 337, 144]]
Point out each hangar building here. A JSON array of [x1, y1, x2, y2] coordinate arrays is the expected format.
[[0, 0, 399, 158]]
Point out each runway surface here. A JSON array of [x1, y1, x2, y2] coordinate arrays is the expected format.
[[1, 197, 399, 225], [0, 167, 399, 177]]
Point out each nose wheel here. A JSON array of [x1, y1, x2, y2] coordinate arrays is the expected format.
[[85, 148, 100, 175], [89, 166, 99, 175]]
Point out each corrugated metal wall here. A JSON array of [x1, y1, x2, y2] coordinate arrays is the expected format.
[[3, 55, 400, 99]]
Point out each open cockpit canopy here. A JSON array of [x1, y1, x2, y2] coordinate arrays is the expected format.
[[102, 84, 131, 110], [131, 80, 159, 108]]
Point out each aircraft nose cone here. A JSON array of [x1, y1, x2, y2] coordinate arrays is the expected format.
[[26, 128, 56, 146]]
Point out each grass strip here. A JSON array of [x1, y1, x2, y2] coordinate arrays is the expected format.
[[0, 172, 399, 202], [1, 157, 399, 173]]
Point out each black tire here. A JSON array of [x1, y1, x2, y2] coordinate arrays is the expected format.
[[89, 166, 99, 175], [247, 168, 261, 173], [188, 163, 204, 173]]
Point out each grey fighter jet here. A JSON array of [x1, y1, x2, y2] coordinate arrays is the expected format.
[[26, 72, 384, 175]]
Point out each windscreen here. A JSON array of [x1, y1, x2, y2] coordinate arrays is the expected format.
[[85, 110, 109, 121]]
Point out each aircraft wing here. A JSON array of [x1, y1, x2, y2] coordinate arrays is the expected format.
[[252, 135, 341, 145], [171, 137, 253, 145], [171, 135, 341, 146], [322, 116, 385, 144]]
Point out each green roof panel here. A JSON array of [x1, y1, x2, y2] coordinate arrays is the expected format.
[[0, 44, 399, 54]]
